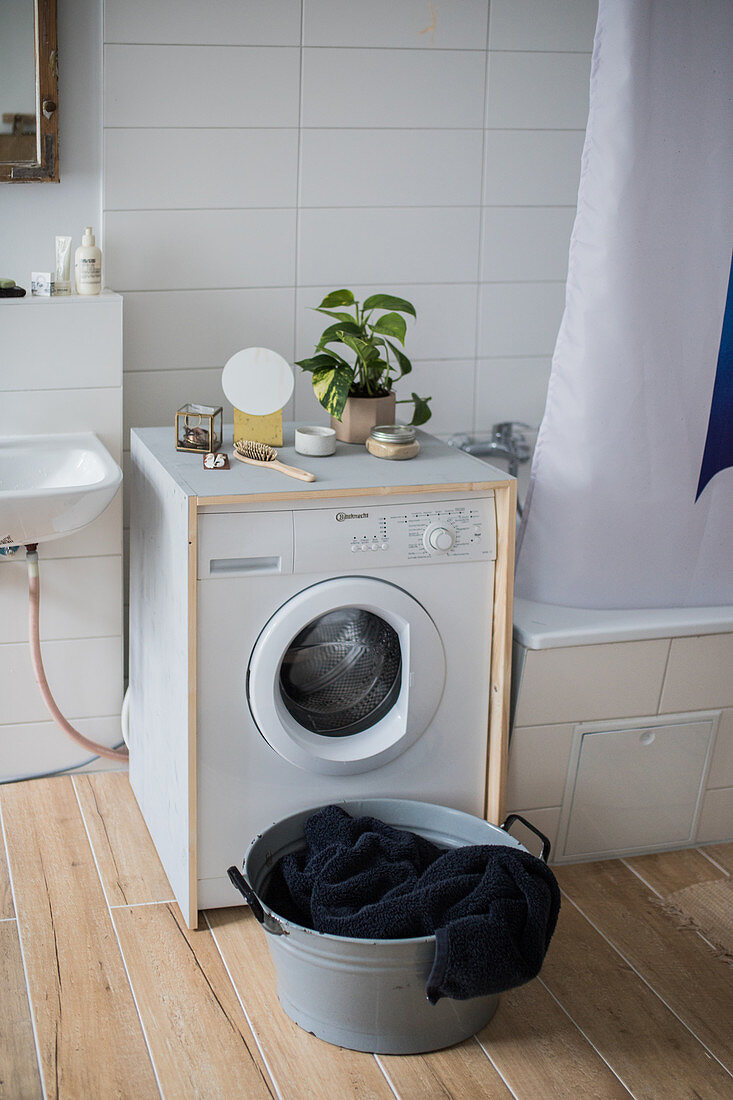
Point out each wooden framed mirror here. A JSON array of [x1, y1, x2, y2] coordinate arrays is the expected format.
[[0, 0, 59, 182]]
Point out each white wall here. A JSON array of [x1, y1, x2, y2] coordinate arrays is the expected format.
[[0, 0, 102, 285], [0, 294, 123, 780], [102, 0, 597, 455]]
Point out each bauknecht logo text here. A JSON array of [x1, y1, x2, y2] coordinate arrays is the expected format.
[[335, 512, 369, 521]]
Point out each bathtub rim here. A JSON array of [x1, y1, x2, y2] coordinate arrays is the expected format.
[[514, 597, 733, 650]]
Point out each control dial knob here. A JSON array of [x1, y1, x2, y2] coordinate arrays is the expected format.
[[423, 524, 456, 553]]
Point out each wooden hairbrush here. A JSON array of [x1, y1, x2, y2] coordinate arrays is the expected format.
[[233, 439, 316, 482]]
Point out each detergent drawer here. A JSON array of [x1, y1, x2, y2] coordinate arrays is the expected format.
[[197, 510, 294, 578]]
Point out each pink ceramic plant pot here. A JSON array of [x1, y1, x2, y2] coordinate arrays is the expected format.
[[332, 392, 397, 444]]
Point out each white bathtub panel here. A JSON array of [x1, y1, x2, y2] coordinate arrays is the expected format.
[[486, 52, 591, 130], [707, 708, 733, 789], [105, 129, 299, 211], [122, 289, 296, 373], [489, 0, 598, 52], [0, 556, 122, 644], [301, 48, 486, 129], [104, 45, 300, 128], [304, 0, 489, 49], [696, 787, 733, 843], [504, 806, 562, 863], [0, 716, 124, 784], [660, 633, 733, 713], [513, 640, 671, 727], [0, 637, 123, 726], [560, 718, 714, 859], [0, 296, 122, 391], [507, 724, 574, 809], [483, 131, 585, 206]]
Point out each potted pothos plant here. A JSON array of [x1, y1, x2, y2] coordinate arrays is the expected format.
[[295, 289, 432, 444]]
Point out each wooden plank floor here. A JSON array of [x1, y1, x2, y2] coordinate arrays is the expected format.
[[0, 773, 731, 1099]]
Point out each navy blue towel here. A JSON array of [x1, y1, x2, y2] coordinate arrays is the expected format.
[[265, 805, 561, 1003]]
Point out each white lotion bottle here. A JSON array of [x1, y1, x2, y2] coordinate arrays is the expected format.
[[74, 226, 102, 295]]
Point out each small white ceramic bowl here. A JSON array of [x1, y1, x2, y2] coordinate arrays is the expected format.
[[295, 425, 336, 456]]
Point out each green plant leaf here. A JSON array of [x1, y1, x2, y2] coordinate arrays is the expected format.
[[314, 308, 357, 324], [371, 312, 407, 344], [294, 353, 341, 373], [340, 332, 380, 363], [409, 392, 432, 425], [316, 321, 363, 348], [385, 339, 412, 377], [312, 364, 354, 420], [362, 293, 416, 318], [318, 289, 355, 309]]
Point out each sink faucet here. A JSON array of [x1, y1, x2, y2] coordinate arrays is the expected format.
[[449, 422, 533, 478]]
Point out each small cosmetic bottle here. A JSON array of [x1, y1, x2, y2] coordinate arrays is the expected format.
[[74, 226, 102, 295]]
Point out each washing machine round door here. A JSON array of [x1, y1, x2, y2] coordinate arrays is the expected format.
[[247, 576, 445, 775]]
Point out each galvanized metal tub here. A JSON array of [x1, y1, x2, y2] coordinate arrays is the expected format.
[[229, 798, 550, 1054]]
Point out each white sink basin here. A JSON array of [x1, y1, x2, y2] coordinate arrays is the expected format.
[[0, 432, 122, 546]]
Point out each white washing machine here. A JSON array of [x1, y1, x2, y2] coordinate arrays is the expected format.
[[195, 494, 497, 908]]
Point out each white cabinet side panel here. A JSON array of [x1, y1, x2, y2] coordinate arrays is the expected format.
[[128, 435, 192, 920]]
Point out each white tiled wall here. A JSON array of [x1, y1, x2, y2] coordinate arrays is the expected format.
[[102, 0, 596, 457], [0, 295, 124, 780]]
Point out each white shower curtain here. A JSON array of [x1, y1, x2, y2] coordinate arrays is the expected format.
[[516, 0, 733, 609]]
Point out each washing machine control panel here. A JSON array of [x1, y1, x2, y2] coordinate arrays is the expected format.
[[293, 497, 496, 572]]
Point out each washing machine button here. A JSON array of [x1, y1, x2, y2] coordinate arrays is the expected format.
[[351, 544, 359, 553]]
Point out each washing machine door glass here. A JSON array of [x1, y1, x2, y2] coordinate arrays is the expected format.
[[279, 608, 402, 736], [247, 576, 445, 776]]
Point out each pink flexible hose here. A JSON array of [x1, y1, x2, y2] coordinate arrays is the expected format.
[[26, 547, 129, 762]]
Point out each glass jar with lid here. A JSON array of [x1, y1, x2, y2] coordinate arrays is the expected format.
[[365, 424, 420, 461]]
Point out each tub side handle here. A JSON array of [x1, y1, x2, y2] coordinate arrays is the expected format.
[[227, 866, 287, 935], [500, 814, 552, 863]]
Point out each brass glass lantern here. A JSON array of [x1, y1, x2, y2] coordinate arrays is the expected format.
[[175, 404, 223, 453]]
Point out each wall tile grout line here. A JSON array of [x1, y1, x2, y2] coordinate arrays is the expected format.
[[654, 639, 673, 714], [556, 887, 733, 1079], [103, 124, 587, 132], [470, 3, 494, 435], [202, 910, 284, 1100], [70, 776, 165, 1100], [0, 791, 46, 1099], [292, 0, 305, 388]]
